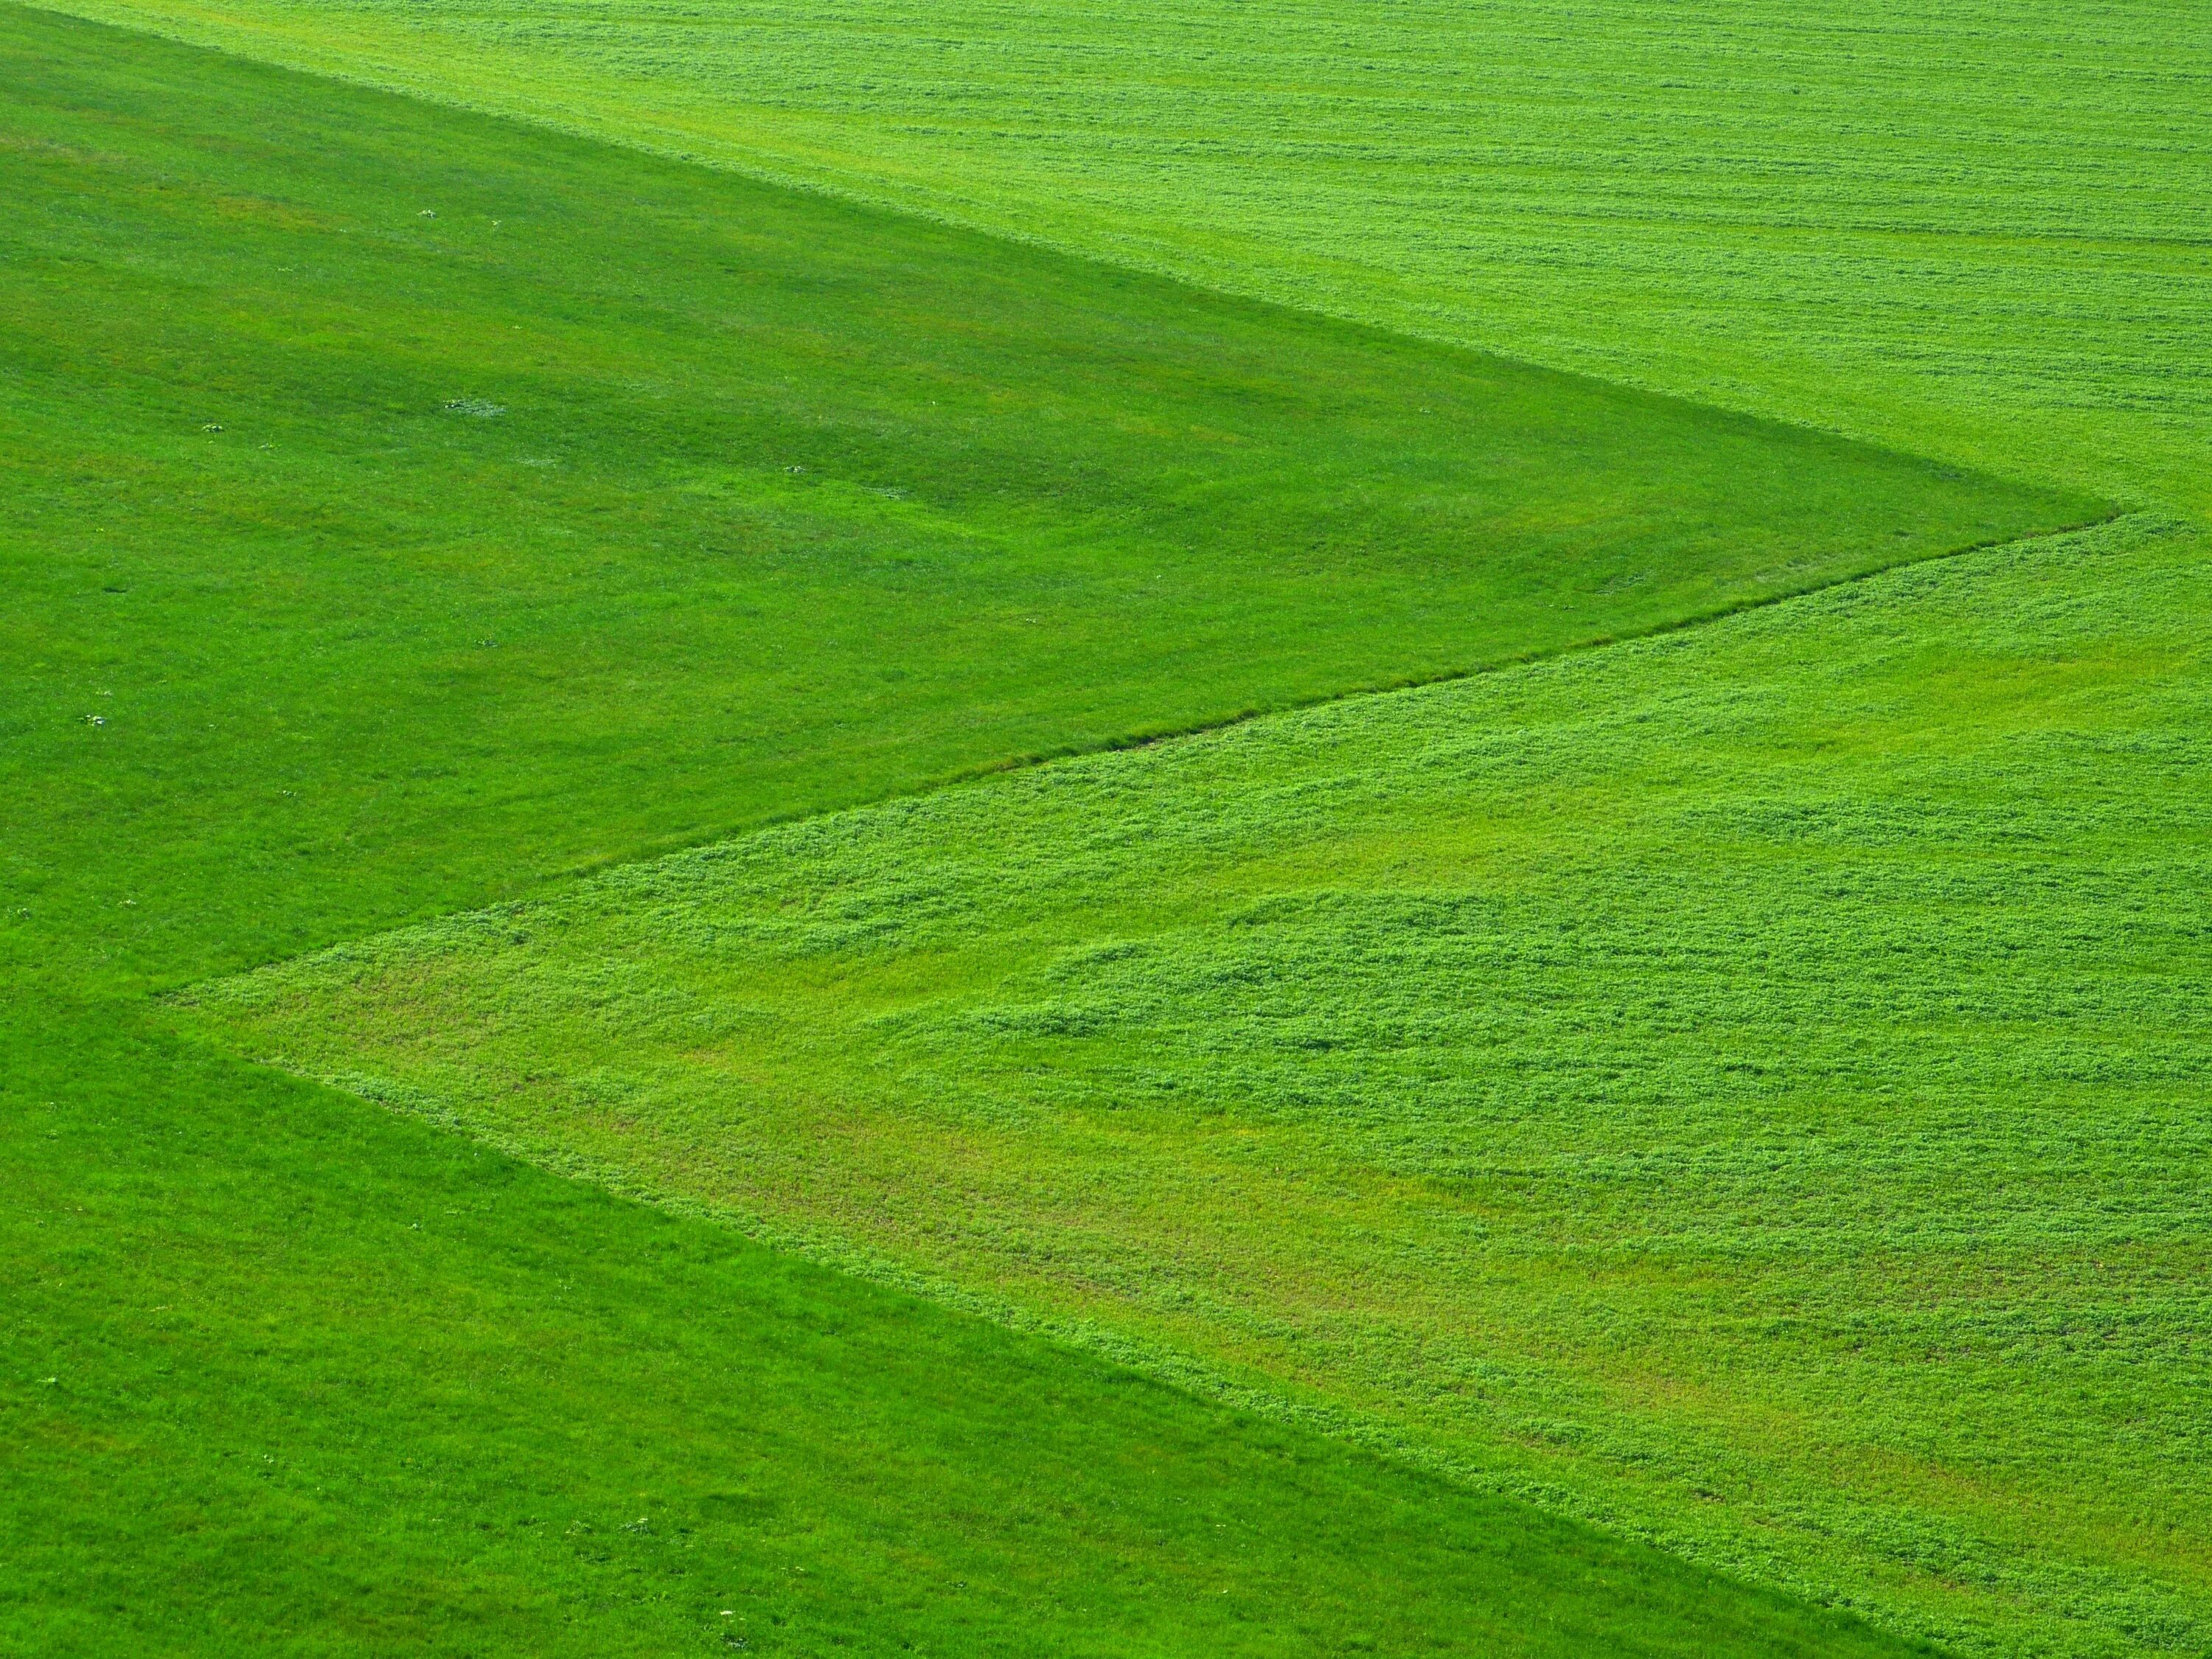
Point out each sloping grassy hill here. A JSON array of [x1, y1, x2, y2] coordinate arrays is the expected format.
[[4, 6, 2072, 981], [198, 510, 2212, 1657], [35, 0, 2209, 512], [10, 0, 2201, 1652], [1, 7, 1984, 1653], [10, 1005, 1930, 1658]]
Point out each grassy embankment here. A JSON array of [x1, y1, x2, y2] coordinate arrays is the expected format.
[[0, 7, 2026, 1652]]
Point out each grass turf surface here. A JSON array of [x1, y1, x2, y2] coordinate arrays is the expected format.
[[59, 24, 2199, 1644], [2, 4, 2079, 979], [9, 1001, 1927, 1658], [6, 0, 2202, 1651], [0, 5, 1978, 1653], [198, 513, 2212, 1657], [35, 0, 2210, 515]]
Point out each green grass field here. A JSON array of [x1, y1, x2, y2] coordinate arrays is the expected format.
[[7, 4, 2070, 983], [7, 0, 2205, 1652], [32, 0, 2211, 512], [0, 6, 2006, 1653], [196, 512, 2212, 1655], [13, 1001, 1935, 1658]]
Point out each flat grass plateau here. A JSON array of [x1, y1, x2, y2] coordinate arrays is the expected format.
[[9, 0, 2205, 1655]]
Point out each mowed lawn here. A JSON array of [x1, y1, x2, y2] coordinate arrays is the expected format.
[[197, 512, 2212, 1657], [0, 9, 1983, 1655]]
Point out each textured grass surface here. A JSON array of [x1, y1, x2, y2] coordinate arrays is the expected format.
[[199, 514, 2212, 1657], [9, 1001, 1930, 1658], [12, 0, 2206, 1651], [35, 0, 2211, 512], [4, 5, 2064, 987], [0, 9, 1956, 1653]]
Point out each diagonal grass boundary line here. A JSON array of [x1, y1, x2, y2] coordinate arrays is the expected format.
[[329, 1061, 1903, 1627], [7, 2, 2129, 930], [178, 507, 2180, 1658], [546, 503, 2127, 890], [17, 0, 2122, 502]]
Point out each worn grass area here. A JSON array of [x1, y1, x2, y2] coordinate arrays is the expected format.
[[34, 0, 2211, 512], [197, 513, 2212, 1657], [1, 9, 1964, 1653]]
